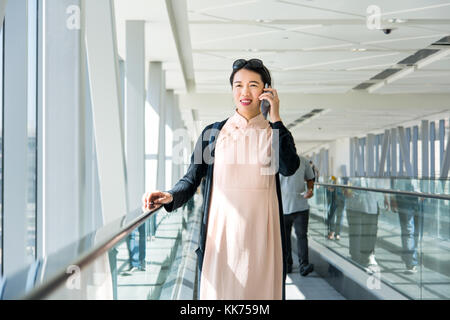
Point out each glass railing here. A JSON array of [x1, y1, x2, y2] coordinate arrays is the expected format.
[[0, 193, 203, 300], [310, 180, 450, 300], [345, 177, 450, 196], [323, 177, 450, 241]]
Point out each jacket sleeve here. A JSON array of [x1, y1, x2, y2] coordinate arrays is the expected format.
[[163, 125, 213, 212], [272, 121, 300, 176]]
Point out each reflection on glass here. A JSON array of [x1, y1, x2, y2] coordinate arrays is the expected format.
[[40, 199, 201, 300], [310, 181, 450, 300]]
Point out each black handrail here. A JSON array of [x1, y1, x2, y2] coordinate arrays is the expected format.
[[316, 183, 450, 201], [23, 206, 163, 300]]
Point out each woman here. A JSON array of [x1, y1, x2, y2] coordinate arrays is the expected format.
[[142, 59, 300, 299]]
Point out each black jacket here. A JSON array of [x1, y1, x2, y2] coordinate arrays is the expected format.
[[164, 119, 300, 299]]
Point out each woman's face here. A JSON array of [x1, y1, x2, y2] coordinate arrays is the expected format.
[[232, 68, 265, 115]]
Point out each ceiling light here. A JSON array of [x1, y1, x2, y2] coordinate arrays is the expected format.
[[255, 19, 272, 23], [367, 81, 386, 93], [415, 49, 450, 69], [385, 66, 415, 84], [351, 48, 367, 52], [387, 18, 407, 24], [287, 109, 325, 129]]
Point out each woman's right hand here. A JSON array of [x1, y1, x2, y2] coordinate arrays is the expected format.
[[142, 191, 173, 212]]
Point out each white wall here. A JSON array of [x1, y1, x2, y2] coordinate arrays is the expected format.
[[306, 137, 350, 178], [328, 138, 350, 177]]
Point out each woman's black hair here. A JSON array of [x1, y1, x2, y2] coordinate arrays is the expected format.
[[229, 59, 272, 87]]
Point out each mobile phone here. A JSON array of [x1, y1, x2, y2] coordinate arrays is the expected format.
[[260, 83, 270, 119]]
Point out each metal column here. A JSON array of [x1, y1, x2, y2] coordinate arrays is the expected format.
[[125, 20, 146, 210], [390, 128, 397, 177], [413, 126, 419, 177], [85, 0, 128, 223], [147, 62, 166, 235], [366, 134, 375, 177], [398, 127, 413, 177], [430, 121, 436, 177], [421, 120, 429, 177], [378, 131, 390, 177], [439, 119, 445, 169], [441, 119, 450, 179]]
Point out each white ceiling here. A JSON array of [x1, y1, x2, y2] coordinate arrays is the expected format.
[[114, 0, 450, 154]]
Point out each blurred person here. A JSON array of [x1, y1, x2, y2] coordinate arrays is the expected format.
[[345, 179, 381, 273], [280, 155, 315, 276], [310, 160, 319, 182], [326, 176, 338, 240], [327, 176, 346, 241], [142, 59, 299, 300], [121, 224, 146, 275], [388, 179, 423, 274]]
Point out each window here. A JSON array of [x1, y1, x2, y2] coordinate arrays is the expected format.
[[145, 101, 159, 192], [165, 121, 173, 190], [0, 21, 4, 274], [26, 0, 38, 262]]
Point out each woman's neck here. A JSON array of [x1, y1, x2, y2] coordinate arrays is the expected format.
[[237, 108, 260, 121]]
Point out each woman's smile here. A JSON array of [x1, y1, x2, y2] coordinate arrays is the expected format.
[[240, 99, 252, 106]]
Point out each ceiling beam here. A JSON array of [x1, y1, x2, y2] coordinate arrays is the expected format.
[[192, 48, 416, 53], [165, 0, 196, 92], [189, 19, 450, 26], [367, 48, 450, 93]]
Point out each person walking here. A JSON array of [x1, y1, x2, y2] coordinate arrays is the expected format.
[[280, 155, 315, 276], [345, 180, 380, 273], [327, 176, 346, 241], [389, 179, 423, 274]]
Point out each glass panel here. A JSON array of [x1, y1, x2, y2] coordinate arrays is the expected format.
[[26, 0, 38, 264], [0, 22, 4, 275], [30, 199, 201, 300], [165, 159, 172, 192], [145, 102, 159, 155], [310, 182, 450, 300], [145, 159, 157, 195]]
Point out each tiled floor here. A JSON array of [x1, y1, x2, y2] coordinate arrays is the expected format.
[[285, 255, 346, 300]]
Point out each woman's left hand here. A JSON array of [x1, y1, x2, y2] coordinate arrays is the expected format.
[[259, 87, 281, 122]]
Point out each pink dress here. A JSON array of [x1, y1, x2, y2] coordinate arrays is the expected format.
[[200, 110, 283, 300]]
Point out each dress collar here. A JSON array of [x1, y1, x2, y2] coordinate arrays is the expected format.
[[229, 109, 268, 129]]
